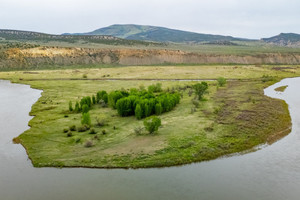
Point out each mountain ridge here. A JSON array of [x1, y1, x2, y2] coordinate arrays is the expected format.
[[63, 24, 250, 43]]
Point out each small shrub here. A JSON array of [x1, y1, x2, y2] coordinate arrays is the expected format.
[[217, 77, 227, 87], [96, 116, 107, 127], [69, 101, 73, 112], [191, 107, 197, 114], [135, 104, 142, 120], [143, 116, 162, 134], [74, 101, 80, 112], [92, 95, 96, 104], [192, 99, 200, 108], [81, 104, 89, 113], [84, 140, 93, 148], [204, 126, 214, 132], [102, 130, 107, 135], [64, 115, 69, 118], [75, 137, 81, 143], [69, 125, 76, 131], [81, 112, 91, 126], [77, 125, 90, 132], [188, 90, 193, 97], [63, 128, 69, 133], [193, 82, 208, 100], [155, 103, 163, 115], [67, 131, 73, 137], [134, 126, 144, 135], [99, 99, 107, 107], [83, 74, 88, 79], [89, 128, 97, 134]]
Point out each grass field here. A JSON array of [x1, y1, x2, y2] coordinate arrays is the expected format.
[[0, 65, 297, 168]]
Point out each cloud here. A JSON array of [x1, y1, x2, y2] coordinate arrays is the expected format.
[[0, 0, 299, 38]]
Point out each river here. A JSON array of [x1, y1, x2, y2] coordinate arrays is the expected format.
[[0, 78, 299, 200]]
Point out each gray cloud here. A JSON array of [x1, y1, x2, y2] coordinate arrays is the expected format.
[[0, 0, 299, 39]]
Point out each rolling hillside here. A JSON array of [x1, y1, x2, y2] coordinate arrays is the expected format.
[[0, 29, 160, 46], [64, 24, 249, 43], [261, 33, 300, 47]]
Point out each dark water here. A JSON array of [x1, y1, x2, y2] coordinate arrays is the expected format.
[[0, 78, 300, 200]]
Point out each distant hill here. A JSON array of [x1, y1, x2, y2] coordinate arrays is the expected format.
[[64, 24, 249, 43], [261, 33, 300, 47], [0, 29, 160, 46]]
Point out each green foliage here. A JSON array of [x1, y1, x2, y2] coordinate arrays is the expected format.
[[143, 116, 162, 134], [108, 91, 127, 109], [89, 128, 97, 134], [155, 103, 163, 115], [81, 104, 89, 113], [69, 125, 76, 131], [77, 125, 90, 132], [135, 104, 142, 120], [261, 75, 275, 82], [80, 96, 92, 108], [96, 115, 108, 127], [81, 112, 91, 126], [74, 101, 80, 112], [193, 82, 208, 100], [148, 83, 162, 93], [96, 90, 108, 103], [92, 95, 96, 104], [68, 101, 73, 112], [217, 77, 227, 87], [116, 96, 135, 117]]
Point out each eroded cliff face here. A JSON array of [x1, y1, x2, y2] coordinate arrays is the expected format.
[[1, 46, 300, 69]]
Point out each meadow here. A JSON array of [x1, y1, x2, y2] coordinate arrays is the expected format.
[[0, 64, 297, 168]]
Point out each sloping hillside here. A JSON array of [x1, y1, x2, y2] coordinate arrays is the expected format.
[[0, 29, 160, 46], [65, 24, 248, 43], [261, 33, 300, 47]]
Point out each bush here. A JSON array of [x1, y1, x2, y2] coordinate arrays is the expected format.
[[102, 129, 107, 135], [81, 112, 91, 126], [63, 128, 69, 133], [89, 128, 97, 134], [134, 126, 144, 135], [69, 125, 76, 131], [217, 77, 227, 87], [83, 74, 87, 79], [192, 99, 200, 108], [74, 101, 80, 112], [135, 104, 142, 120], [193, 82, 208, 100], [155, 103, 163, 115], [96, 90, 108, 103], [69, 101, 73, 112], [84, 140, 93, 148], [67, 131, 73, 137], [81, 104, 89, 113], [148, 83, 162, 93], [96, 116, 107, 127], [92, 95, 96, 104], [77, 125, 90, 132], [143, 116, 162, 134]]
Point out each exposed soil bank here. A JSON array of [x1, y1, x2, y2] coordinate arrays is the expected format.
[[2, 47, 300, 69]]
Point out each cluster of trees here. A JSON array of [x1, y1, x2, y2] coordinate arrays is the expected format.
[[68, 90, 109, 126], [114, 90, 180, 119]]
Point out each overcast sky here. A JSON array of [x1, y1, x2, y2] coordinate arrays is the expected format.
[[1, 0, 299, 39]]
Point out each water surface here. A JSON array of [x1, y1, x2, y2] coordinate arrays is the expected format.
[[0, 78, 299, 200]]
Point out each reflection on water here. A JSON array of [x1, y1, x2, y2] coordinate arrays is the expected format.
[[0, 78, 300, 200]]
